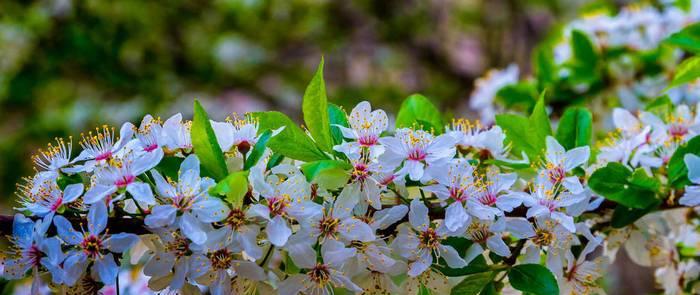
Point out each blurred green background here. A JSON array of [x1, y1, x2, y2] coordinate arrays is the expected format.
[[0, 0, 586, 208]]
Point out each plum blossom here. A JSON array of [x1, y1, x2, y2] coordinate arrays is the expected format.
[[558, 236, 608, 295], [380, 128, 456, 181], [188, 229, 266, 295], [54, 202, 138, 285], [334, 101, 388, 159], [211, 113, 272, 156], [142, 226, 203, 291], [279, 239, 362, 295], [68, 124, 134, 173], [130, 114, 168, 156], [247, 172, 321, 247], [2, 215, 65, 293], [32, 137, 74, 173], [391, 199, 467, 277], [541, 136, 589, 194], [144, 154, 229, 245], [83, 150, 160, 205], [17, 174, 84, 223], [469, 64, 519, 124], [161, 113, 193, 152]]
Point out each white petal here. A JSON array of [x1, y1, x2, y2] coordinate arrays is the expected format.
[[84, 184, 117, 204], [127, 182, 155, 205], [144, 205, 178, 228], [62, 183, 84, 203], [486, 236, 511, 257], [95, 253, 119, 285], [266, 215, 292, 247], [88, 202, 108, 235], [180, 213, 207, 245], [409, 198, 430, 231], [444, 202, 469, 232], [439, 245, 467, 268], [685, 153, 700, 184]]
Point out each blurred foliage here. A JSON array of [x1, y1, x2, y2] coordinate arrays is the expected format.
[[0, 0, 585, 207]]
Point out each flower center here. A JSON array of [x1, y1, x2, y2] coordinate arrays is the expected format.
[[309, 263, 332, 285], [318, 216, 340, 239], [669, 124, 689, 140], [165, 235, 191, 258], [547, 165, 566, 184], [478, 192, 497, 206], [449, 187, 467, 202], [358, 135, 378, 146], [408, 148, 427, 161], [209, 249, 233, 270], [115, 175, 135, 188], [225, 209, 247, 230], [533, 228, 553, 246], [467, 222, 491, 244], [352, 163, 370, 182], [27, 244, 43, 267], [81, 235, 103, 257], [419, 228, 441, 250], [268, 195, 290, 217]]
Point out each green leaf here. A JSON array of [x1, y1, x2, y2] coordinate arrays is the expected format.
[[450, 271, 496, 295], [395, 94, 444, 133], [496, 114, 537, 160], [535, 45, 556, 90], [571, 30, 598, 66], [668, 135, 700, 187], [508, 264, 559, 295], [328, 103, 349, 146], [555, 107, 592, 150], [588, 163, 659, 209], [303, 58, 333, 152], [252, 111, 329, 162], [496, 94, 551, 161], [645, 95, 673, 119], [154, 156, 184, 180], [664, 22, 700, 53], [667, 56, 700, 91], [243, 129, 272, 170], [192, 100, 229, 180], [300, 160, 351, 190], [210, 171, 249, 207], [56, 173, 84, 190], [495, 82, 538, 110]]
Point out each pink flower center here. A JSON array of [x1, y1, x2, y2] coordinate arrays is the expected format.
[[50, 196, 63, 212], [669, 124, 688, 139], [27, 245, 43, 267], [81, 235, 103, 257], [449, 187, 467, 202], [95, 151, 113, 161], [539, 199, 557, 212], [144, 144, 159, 152], [408, 148, 426, 161], [479, 192, 497, 206], [115, 175, 135, 188], [358, 135, 378, 146], [547, 166, 566, 184]]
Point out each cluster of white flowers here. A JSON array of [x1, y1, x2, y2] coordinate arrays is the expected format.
[[2, 96, 698, 294], [469, 2, 700, 123]]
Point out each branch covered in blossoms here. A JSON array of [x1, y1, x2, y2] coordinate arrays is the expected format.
[[3, 6, 700, 295]]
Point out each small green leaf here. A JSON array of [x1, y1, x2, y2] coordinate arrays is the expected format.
[[395, 94, 444, 133], [508, 264, 559, 295], [588, 163, 658, 209], [450, 271, 495, 295], [56, 173, 84, 190], [556, 107, 592, 150], [300, 160, 351, 190], [645, 95, 674, 119], [154, 156, 184, 180], [668, 135, 700, 187], [210, 171, 249, 208], [243, 129, 273, 170], [497, 94, 551, 162], [667, 56, 700, 91], [252, 111, 329, 162], [496, 82, 538, 110], [535, 45, 556, 90], [571, 30, 598, 66], [664, 22, 700, 53], [328, 103, 350, 146], [303, 58, 333, 152], [192, 100, 229, 180]]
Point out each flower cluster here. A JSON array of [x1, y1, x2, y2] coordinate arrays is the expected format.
[[2, 91, 699, 295]]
